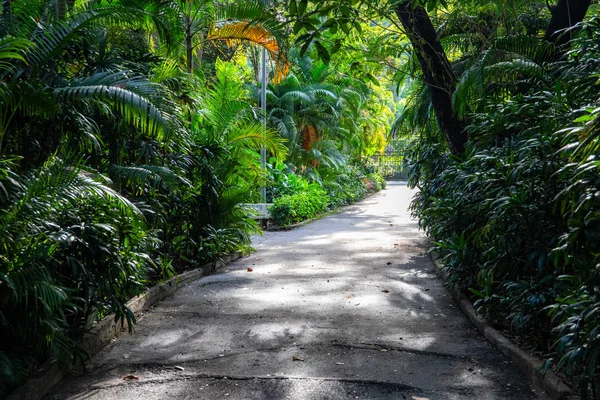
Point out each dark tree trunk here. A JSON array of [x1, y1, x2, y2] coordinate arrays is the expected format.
[[395, 2, 467, 155], [545, 0, 591, 48], [185, 14, 193, 73]]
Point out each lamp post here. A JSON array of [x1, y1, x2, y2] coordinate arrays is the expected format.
[[260, 47, 268, 203]]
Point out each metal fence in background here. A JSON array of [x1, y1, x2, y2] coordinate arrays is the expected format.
[[371, 153, 409, 180]]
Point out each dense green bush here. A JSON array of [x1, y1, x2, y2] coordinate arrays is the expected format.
[[268, 164, 387, 226], [407, 18, 600, 396], [0, 157, 151, 395], [323, 167, 368, 208], [270, 184, 330, 225], [266, 162, 310, 202], [366, 172, 386, 192]]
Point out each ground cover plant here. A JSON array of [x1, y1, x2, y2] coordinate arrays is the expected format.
[[270, 183, 330, 225]]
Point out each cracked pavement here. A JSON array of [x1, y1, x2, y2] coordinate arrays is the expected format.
[[47, 182, 548, 400]]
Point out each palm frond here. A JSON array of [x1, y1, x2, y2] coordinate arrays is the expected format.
[[208, 21, 289, 83], [108, 164, 192, 190], [0, 36, 31, 76], [53, 72, 172, 138]]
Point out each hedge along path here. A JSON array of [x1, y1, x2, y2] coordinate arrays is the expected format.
[[47, 182, 549, 400], [10, 253, 243, 400]]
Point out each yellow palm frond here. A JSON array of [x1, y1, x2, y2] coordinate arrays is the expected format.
[[207, 22, 289, 84]]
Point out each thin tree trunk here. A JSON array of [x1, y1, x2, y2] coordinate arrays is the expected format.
[[545, 0, 591, 48], [395, 2, 467, 155], [185, 14, 193, 73]]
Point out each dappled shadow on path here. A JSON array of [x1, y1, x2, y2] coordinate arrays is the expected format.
[[49, 187, 541, 400]]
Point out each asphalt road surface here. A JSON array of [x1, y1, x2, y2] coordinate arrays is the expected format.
[[47, 182, 548, 400]]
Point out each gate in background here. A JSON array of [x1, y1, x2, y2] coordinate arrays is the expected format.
[[371, 153, 408, 180]]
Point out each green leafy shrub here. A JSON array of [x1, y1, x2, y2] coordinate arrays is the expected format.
[[270, 184, 330, 225], [324, 167, 368, 208], [0, 158, 151, 397], [266, 162, 310, 202], [366, 172, 386, 192], [406, 18, 600, 395]]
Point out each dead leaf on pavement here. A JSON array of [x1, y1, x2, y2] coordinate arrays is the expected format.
[[247, 268, 253, 272], [292, 356, 305, 362], [382, 289, 390, 293], [123, 375, 139, 381]]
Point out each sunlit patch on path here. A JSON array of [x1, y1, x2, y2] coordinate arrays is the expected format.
[[47, 182, 547, 400]]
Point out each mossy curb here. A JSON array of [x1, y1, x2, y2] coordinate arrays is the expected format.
[[7, 252, 243, 400], [430, 253, 576, 400]]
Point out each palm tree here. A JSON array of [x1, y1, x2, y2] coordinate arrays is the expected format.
[[149, 0, 288, 76], [266, 53, 384, 174], [187, 60, 285, 256], [0, 2, 186, 391], [0, 0, 178, 164]]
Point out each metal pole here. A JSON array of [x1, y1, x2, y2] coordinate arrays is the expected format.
[[260, 46, 267, 203]]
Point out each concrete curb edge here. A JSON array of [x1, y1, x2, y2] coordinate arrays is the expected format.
[[430, 253, 576, 400], [265, 210, 335, 231], [7, 251, 243, 400]]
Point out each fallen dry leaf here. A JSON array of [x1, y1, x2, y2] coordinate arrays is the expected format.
[[247, 268, 253, 272], [292, 356, 305, 362], [382, 289, 390, 293], [123, 375, 139, 381]]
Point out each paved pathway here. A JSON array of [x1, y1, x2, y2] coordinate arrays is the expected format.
[[48, 182, 547, 400]]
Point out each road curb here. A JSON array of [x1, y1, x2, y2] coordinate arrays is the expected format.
[[7, 252, 243, 400], [430, 254, 576, 400], [265, 210, 335, 231]]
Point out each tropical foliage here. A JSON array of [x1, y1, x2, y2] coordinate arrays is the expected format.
[[0, 0, 394, 397], [392, 5, 600, 398]]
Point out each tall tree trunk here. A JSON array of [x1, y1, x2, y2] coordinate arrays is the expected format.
[[545, 0, 591, 49], [395, 2, 467, 155], [185, 14, 193, 73]]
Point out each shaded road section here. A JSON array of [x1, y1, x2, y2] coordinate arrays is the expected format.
[[48, 182, 546, 400]]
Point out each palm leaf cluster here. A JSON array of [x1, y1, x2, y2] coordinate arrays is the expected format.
[[0, 0, 289, 396], [266, 52, 388, 178]]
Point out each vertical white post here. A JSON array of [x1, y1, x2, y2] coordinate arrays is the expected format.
[[260, 46, 268, 203]]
